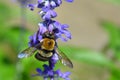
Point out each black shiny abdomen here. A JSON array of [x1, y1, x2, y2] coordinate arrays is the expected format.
[[35, 53, 50, 61], [35, 49, 53, 61]]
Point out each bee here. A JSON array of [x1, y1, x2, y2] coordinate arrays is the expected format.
[[18, 31, 73, 68]]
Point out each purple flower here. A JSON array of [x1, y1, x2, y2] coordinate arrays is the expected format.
[[38, 22, 47, 34], [28, 31, 40, 47], [41, 10, 57, 20], [52, 21, 71, 41], [27, 0, 73, 80], [50, 1, 57, 7], [33, 54, 71, 80], [54, 0, 62, 6], [29, 19, 71, 46], [28, 0, 74, 19], [28, 4, 37, 11]]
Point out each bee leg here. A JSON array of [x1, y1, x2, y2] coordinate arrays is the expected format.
[[35, 53, 49, 61]]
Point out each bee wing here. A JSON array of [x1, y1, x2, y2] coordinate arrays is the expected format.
[[18, 43, 42, 58], [18, 47, 37, 58], [56, 48, 73, 68]]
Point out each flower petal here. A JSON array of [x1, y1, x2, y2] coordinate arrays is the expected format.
[[53, 21, 62, 30], [42, 10, 57, 20], [50, 1, 56, 7], [42, 11, 51, 20], [65, 78, 70, 80], [38, 23, 47, 34], [56, 0, 62, 5], [28, 4, 37, 11], [37, 3, 44, 8], [38, 35, 42, 41], [62, 72, 71, 78], [61, 24, 69, 29], [38, 0, 44, 3], [44, 0, 50, 7], [63, 30, 72, 39], [55, 69, 63, 77], [36, 68, 42, 74], [50, 10, 57, 18], [49, 24, 54, 32]]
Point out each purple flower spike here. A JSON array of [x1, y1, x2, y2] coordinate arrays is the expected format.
[[25, 0, 74, 80], [31, 52, 72, 80]]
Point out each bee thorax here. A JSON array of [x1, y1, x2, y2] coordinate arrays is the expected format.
[[41, 38, 55, 51]]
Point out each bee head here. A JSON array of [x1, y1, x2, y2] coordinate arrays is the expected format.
[[42, 31, 55, 39]]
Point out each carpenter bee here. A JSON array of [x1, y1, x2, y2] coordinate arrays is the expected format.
[[18, 31, 73, 68]]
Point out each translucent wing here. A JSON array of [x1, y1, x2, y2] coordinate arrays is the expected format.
[[18, 47, 37, 58], [18, 43, 41, 58], [55, 48, 73, 68]]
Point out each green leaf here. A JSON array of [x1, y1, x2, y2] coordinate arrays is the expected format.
[[4, 25, 31, 51], [60, 45, 120, 79], [75, 51, 110, 66], [0, 65, 16, 80], [101, 21, 120, 46], [0, 3, 11, 23], [101, 21, 120, 58], [60, 46, 112, 67]]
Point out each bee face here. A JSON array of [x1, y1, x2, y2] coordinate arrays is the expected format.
[[42, 31, 55, 39]]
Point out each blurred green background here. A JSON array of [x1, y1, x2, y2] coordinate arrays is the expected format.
[[0, 0, 120, 80]]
